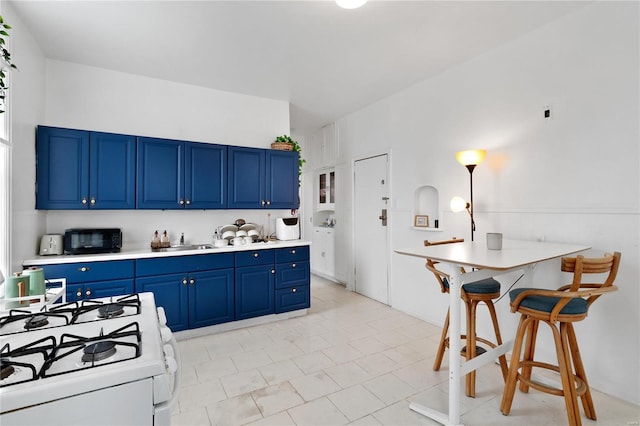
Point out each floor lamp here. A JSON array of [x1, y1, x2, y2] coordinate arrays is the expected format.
[[450, 149, 486, 241]]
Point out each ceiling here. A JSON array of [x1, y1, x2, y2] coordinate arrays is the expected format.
[[9, 0, 588, 132]]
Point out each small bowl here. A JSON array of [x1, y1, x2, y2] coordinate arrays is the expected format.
[[247, 229, 259, 239], [222, 230, 235, 240], [240, 223, 256, 231], [213, 239, 228, 248], [235, 230, 248, 238]]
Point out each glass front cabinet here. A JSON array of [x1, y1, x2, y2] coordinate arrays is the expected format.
[[317, 169, 335, 210]]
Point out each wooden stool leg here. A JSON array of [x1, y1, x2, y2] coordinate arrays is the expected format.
[[465, 299, 478, 397], [519, 318, 539, 393], [486, 300, 508, 381], [554, 322, 581, 426], [567, 323, 596, 420], [501, 315, 529, 415], [433, 308, 450, 371]]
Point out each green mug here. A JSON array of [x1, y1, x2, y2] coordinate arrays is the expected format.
[[4, 272, 30, 308], [24, 266, 46, 297]]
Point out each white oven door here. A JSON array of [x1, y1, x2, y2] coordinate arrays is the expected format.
[[0, 379, 153, 425]]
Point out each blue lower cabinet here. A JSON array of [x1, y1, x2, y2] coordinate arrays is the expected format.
[[137, 273, 189, 331], [276, 286, 310, 313], [189, 269, 235, 328], [235, 265, 275, 320]]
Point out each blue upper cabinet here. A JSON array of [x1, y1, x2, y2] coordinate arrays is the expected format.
[[186, 142, 227, 209], [36, 126, 135, 209], [267, 149, 299, 209], [137, 137, 183, 209], [228, 146, 265, 209], [228, 146, 299, 209], [137, 137, 227, 209]]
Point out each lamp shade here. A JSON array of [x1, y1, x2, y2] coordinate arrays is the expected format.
[[455, 149, 486, 166], [336, 0, 367, 9], [450, 196, 468, 212]]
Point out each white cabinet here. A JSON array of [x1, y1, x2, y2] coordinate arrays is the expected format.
[[311, 227, 335, 280], [310, 123, 337, 169], [317, 168, 335, 210]]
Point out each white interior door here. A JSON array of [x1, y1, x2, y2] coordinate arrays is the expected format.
[[354, 154, 389, 304]]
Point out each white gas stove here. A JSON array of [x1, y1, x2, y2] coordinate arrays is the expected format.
[[0, 292, 180, 425]]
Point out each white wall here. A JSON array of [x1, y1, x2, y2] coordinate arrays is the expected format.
[[331, 2, 639, 404], [4, 2, 47, 274]]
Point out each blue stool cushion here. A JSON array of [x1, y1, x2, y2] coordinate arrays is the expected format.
[[509, 288, 588, 315], [443, 277, 501, 294]]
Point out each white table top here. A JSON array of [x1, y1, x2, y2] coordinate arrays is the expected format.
[[395, 239, 590, 270]]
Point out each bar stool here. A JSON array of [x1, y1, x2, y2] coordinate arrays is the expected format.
[[500, 252, 621, 426], [425, 238, 508, 397]]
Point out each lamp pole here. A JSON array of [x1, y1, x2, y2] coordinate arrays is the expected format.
[[466, 164, 477, 241]]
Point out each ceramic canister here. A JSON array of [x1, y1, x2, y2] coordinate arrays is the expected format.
[[24, 266, 46, 296], [4, 272, 30, 308]]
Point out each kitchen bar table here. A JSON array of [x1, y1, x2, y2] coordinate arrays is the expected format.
[[395, 239, 590, 426]]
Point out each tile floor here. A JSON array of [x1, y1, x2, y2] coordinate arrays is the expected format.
[[171, 276, 639, 425]]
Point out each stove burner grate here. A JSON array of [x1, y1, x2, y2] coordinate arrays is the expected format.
[[24, 314, 50, 330], [82, 341, 117, 363], [97, 304, 124, 319]]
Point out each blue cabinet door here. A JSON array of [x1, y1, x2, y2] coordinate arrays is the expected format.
[[267, 150, 299, 209], [89, 132, 136, 209], [228, 146, 265, 209], [36, 126, 136, 210], [137, 137, 184, 209], [275, 285, 310, 313], [188, 269, 235, 328], [137, 273, 189, 331], [185, 142, 227, 209], [36, 126, 90, 209], [235, 265, 275, 320]]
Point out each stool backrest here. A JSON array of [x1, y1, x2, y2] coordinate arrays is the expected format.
[[560, 251, 621, 307], [424, 238, 464, 294]]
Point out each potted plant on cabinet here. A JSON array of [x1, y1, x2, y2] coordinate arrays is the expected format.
[[0, 15, 18, 114]]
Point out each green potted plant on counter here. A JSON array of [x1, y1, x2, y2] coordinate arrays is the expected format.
[[271, 134, 305, 185]]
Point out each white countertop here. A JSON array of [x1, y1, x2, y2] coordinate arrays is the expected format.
[[23, 239, 311, 266]]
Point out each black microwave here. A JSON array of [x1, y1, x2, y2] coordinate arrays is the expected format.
[[64, 228, 122, 255]]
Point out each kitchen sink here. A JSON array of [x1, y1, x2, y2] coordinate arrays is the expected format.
[[154, 244, 213, 252]]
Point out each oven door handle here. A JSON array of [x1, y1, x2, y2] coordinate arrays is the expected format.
[[166, 334, 181, 409]]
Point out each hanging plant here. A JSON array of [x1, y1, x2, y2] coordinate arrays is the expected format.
[[0, 15, 18, 114]]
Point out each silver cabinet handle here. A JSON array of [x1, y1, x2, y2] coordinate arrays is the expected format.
[[189, 279, 195, 285], [261, 200, 266, 206], [292, 288, 297, 293], [76, 289, 82, 298], [271, 269, 276, 274], [292, 263, 296, 268], [85, 288, 92, 297], [182, 278, 188, 286], [186, 199, 191, 205], [90, 197, 96, 205], [81, 197, 88, 205], [291, 249, 296, 254], [253, 253, 259, 258], [266, 200, 271, 206], [179, 199, 185, 205], [79, 266, 90, 272]]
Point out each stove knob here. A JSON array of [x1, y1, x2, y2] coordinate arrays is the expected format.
[[160, 326, 173, 344], [163, 343, 175, 359], [157, 307, 168, 326], [165, 354, 178, 374]]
